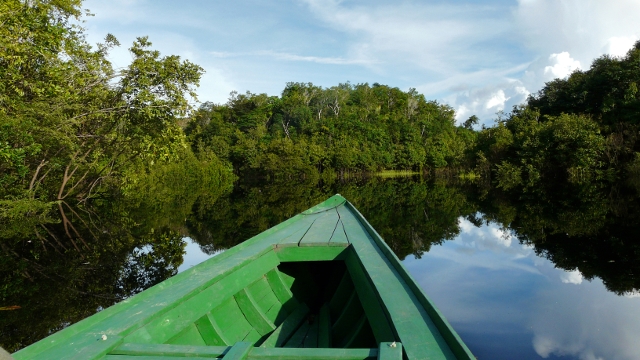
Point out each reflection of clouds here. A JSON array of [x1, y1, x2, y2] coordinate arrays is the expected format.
[[560, 269, 583, 285], [404, 217, 640, 359], [625, 291, 640, 298], [457, 218, 520, 254], [530, 279, 640, 360]]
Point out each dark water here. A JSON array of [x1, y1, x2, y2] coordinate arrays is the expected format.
[[2, 176, 640, 359]]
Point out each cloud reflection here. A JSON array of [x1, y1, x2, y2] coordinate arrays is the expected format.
[[404, 217, 640, 360]]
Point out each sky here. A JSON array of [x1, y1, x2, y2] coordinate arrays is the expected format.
[[81, 0, 640, 126]]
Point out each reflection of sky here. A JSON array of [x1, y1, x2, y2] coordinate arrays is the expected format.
[[403, 217, 640, 360], [177, 237, 221, 273]]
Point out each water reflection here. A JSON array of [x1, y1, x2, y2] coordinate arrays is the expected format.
[[407, 217, 640, 360], [3, 176, 640, 358]]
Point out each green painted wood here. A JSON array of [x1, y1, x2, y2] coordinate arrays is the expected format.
[[345, 203, 475, 359], [303, 317, 319, 348], [222, 342, 253, 360], [299, 210, 340, 246], [276, 269, 295, 291], [300, 196, 347, 215], [339, 203, 463, 360], [343, 315, 367, 348], [343, 249, 396, 344], [260, 303, 310, 348], [195, 313, 230, 346], [331, 291, 364, 347], [242, 328, 262, 344], [106, 356, 217, 360], [111, 342, 228, 357], [109, 343, 380, 359], [265, 269, 294, 308], [377, 342, 403, 360], [66, 334, 123, 360], [329, 218, 349, 245], [165, 323, 206, 346], [211, 297, 255, 344], [275, 245, 348, 262], [328, 272, 353, 320], [249, 347, 377, 360], [126, 249, 280, 344], [317, 304, 331, 348], [283, 320, 310, 348], [264, 269, 299, 324], [247, 277, 282, 324], [276, 215, 323, 247], [234, 288, 277, 336]]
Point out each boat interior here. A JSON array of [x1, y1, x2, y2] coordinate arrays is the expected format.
[[161, 260, 378, 348]]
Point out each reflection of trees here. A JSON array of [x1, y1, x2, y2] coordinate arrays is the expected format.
[[0, 200, 187, 352], [186, 177, 477, 260], [474, 181, 640, 295]]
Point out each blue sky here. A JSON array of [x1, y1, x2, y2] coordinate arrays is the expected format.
[[82, 0, 640, 125]]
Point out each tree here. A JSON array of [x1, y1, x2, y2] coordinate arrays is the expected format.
[[1, 0, 204, 231], [463, 115, 479, 130]]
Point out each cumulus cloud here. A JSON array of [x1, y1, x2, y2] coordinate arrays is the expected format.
[[544, 52, 581, 79], [603, 36, 639, 58], [448, 81, 528, 124], [448, 50, 582, 124]]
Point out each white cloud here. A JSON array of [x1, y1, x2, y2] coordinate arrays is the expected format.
[[485, 89, 509, 111], [301, 0, 514, 75], [514, 0, 640, 66], [544, 52, 581, 79], [448, 81, 529, 124], [560, 269, 583, 285], [448, 51, 581, 124], [530, 278, 640, 360], [210, 50, 373, 65], [457, 218, 525, 255], [603, 36, 639, 58]]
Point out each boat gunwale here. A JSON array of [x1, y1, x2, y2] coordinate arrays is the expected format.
[[341, 199, 475, 359]]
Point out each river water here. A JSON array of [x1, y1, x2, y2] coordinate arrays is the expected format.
[[2, 176, 639, 359]]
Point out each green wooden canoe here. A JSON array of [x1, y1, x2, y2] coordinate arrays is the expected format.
[[13, 195, 474, 360]]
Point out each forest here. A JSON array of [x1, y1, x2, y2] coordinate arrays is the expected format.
[[3, 0, 640, 230]]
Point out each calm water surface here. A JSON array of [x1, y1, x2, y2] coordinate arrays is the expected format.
[[3, 177, 639, 359], [177, 221, 640, 360]]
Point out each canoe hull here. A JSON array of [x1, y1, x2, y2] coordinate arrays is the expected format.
[[14, 195, 474, 360]]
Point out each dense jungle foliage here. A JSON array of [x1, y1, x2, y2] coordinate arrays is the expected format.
[[185, 83, 475, 179], [475, 41, 640, 190]]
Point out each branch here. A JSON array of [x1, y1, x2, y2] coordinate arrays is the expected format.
[[28, 159, 48, 192]]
